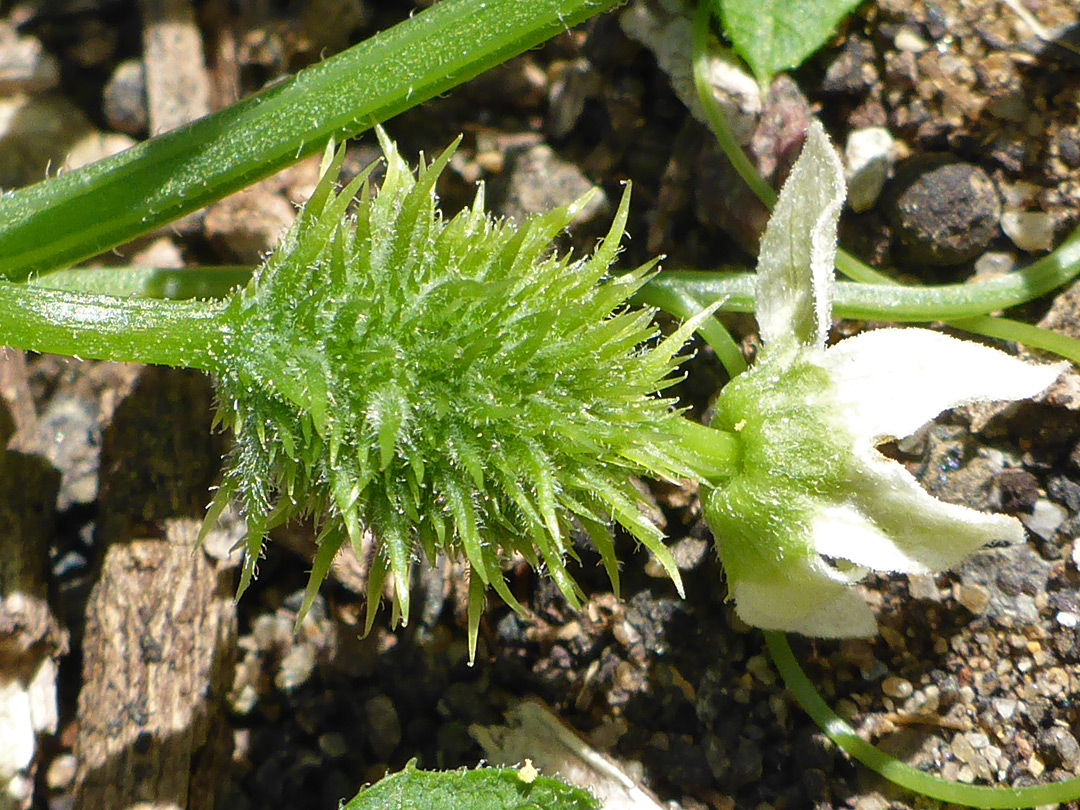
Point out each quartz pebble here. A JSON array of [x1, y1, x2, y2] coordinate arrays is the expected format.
[[894, 27, 929, 53], [1020, 499, 1067, 540], [844, 127, 894, 212], [993, 698, 1018, 720], [1001, 210, 1055, 252]]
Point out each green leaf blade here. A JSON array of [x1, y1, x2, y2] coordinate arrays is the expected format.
[[341, 761, 599, 810], [715, 0, 864, 86]]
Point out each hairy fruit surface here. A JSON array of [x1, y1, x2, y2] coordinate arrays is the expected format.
[[208, 133, 704, 653]]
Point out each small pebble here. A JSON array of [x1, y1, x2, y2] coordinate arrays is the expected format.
[[1020, 499, 1067, 540], [972, 250, 1016, 279], [1001, 210, 1055, 252], [956, 583, 991, 614], [275, 642, 316, 692], [671, 536, 709, 571], [889, 161, 1000, 266], [993, 698, 1018, 720], [1029, 754, 1045, 777], [881, 675, 913, 699], [103, 59, 148, 136], [845, 127, 894, 212], [907, 573, 942, 601], [45, 753, 76, 791], [894, 27, 929, 53], [1057, 611, 1079, 629], [822, 36, 878, 94]]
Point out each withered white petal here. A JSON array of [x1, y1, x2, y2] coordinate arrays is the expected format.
[[812, 451, 1025, 575], [731, 556, 877, 637], [821, 328, 1067, 441]]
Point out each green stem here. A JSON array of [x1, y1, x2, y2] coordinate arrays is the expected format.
[[0, 0, 619, 280], [690, 1, 775, 209], [835, 249, 898, 286], [952, 315, 1080, 365], [765, 631, 1080, 808], [638, 281, 748, 377], [669, 418, 740, 486], [0, 282, 227, 369], [691, 0, 894, 286], [646, 223, 1080, 321]]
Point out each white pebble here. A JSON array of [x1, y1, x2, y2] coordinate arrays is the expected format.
[[895, 27, 929, 52], [1020, 499, 1067, 540], [1001, 211, 1055, 252], [1056, 611, 1078, 629], [845, 127, 895, 212], [993, 698, 1018, 720]]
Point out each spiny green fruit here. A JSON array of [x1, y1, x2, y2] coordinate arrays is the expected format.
[[206, 130, 712, 654]]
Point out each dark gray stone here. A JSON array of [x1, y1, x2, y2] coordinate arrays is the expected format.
[[889, 159, 1001, 266]]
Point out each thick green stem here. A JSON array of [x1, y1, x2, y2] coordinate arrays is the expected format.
[[669, 418, 740, 486], [0, 0, 620, 280], [0, 282, 227, 370]]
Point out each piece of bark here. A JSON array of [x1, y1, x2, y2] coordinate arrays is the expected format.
[[139, 0, 212, 136], [0, 348, 65, 810], [73, 367, 235, 810], [72, 521, 235, 810]]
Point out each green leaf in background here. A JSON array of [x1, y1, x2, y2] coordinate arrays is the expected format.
[[341, 760, 599, 810], [712, 0, 864, 86]]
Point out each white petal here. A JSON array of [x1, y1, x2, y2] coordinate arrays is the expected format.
[[813, 452, 1024, 574], [821, 328, 1067, 441], [755, 121, 846, 352], [731, 556, 877, 637]]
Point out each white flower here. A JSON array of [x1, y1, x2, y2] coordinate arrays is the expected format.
[[702, 122, 1067, 637]]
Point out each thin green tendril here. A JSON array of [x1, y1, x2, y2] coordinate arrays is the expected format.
[[765, 631, 1080, 809]]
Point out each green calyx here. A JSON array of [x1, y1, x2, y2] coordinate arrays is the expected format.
[[703, 350, 848, 583], [207, 132, 706, 655]]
